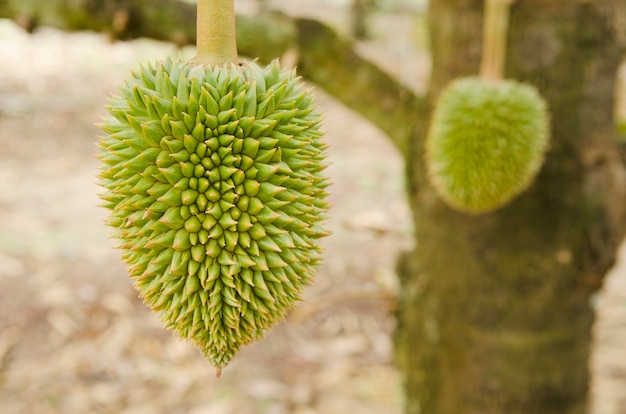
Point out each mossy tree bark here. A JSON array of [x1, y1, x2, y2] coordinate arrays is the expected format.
[[395, 0, 626, 413], [3, 0, 626, 412]]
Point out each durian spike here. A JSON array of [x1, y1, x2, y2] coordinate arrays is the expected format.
[[196, 0, 238, 66], [479, 0, 517, 81]]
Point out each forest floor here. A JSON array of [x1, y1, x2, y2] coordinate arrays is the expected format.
[[0, 3, 625, 413]]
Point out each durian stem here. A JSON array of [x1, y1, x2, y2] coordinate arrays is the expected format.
[[479, 0, 515, 81], [196, 0, 238, 66]]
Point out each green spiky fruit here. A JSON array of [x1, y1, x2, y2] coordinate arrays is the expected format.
[[426, 77, 549, 214], [98, 58, 329, 370]]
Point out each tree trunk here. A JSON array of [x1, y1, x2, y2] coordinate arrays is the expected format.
[[395, 1, 626, 413]]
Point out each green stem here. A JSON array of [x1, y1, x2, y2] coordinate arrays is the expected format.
[[479, 0, 514, 81], [196, 0, 238, 66]]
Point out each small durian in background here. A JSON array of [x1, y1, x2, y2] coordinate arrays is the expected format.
[[97, 0, 329, 375], [426, 77, 549, 213], [425, 0, 550, 214]]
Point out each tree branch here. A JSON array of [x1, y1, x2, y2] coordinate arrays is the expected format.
[[295, 18, 420, 158], [0, 0, 421, 158], [0, 0, 196, 43]]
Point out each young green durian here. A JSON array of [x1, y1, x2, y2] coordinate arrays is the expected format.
[[426, 77, 549, 213], [425, 0, 549, 214], [98, 57, 329, 372]]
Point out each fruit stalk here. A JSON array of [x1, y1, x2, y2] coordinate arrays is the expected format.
[[196, 0, 238, 66], [479, 0, 515, 81]]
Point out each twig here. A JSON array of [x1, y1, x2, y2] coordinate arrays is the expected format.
[[196, 0, 238, 66], [479, 0, 516, 80]]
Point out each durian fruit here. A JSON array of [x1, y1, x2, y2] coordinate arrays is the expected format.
[[426, 77, 549, 213], [97, 57, 329, 372], [425, 0, 550, 214]]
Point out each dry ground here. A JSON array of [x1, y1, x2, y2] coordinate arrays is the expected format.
[[0, 4, 624, 413]]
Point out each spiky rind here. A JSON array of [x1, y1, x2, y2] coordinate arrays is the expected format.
[[98, 58, 329, 369], [426, 77, 549, 214]]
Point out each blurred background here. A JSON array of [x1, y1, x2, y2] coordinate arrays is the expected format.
[[0, 0, 624, 413]]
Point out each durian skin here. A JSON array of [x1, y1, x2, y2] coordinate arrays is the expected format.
[[98, 58, 329, 369], [426, 77, 549, 214]]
